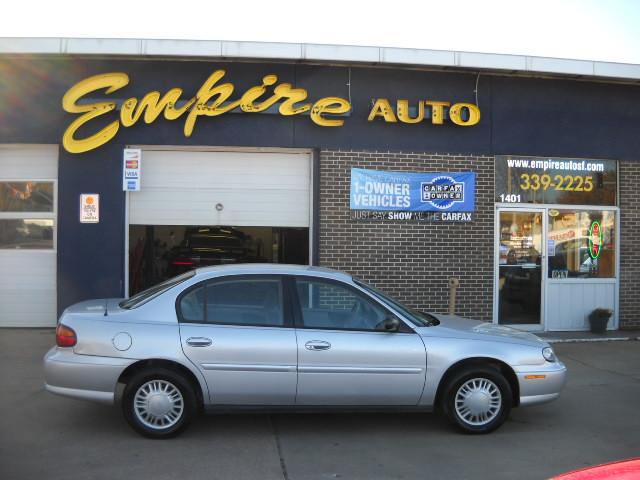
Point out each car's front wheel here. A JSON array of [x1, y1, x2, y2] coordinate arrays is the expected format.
[[441, 366, 512, 434], [122, 368, 196, 438]]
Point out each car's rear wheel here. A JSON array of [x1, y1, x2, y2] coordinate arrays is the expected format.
[[122, 368, 196, 438], [441, 366, 512, 434]]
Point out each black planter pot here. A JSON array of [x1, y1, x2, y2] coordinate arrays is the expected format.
[[588, 310, 612, 334]]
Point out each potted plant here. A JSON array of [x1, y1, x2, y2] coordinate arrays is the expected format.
[[588, 308, 613, 334]]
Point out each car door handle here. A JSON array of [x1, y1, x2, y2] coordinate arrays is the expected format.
[[186, 337, 212, 347], [305, 340, 331, 351]]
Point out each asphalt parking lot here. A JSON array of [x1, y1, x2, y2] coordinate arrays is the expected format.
[[1, 329, 639, 480]]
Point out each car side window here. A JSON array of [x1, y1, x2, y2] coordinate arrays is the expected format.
[[179, 277, 284, 327], [179, 285, 205, 322], [295, 278, 389, 331], [207, 279, 284, 327]]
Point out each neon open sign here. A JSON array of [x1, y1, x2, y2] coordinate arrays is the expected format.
[[588, 220, 603, 259]]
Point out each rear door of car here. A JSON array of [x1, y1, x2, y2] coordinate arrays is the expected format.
[[178, 274, 297, 405], [290, 276, 427, 406]]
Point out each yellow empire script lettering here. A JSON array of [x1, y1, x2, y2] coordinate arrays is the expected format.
[[62, 70, 352, 153]]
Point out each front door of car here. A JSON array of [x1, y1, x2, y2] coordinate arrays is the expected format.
[[178, 275, 297, 405], [292, 277, 427, 406]]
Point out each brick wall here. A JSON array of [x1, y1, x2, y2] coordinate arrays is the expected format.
[[619, 160, 640, 329], [318, 150, 495, 320]]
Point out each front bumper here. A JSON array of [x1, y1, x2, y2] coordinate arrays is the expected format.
[[43, 346, 134, 404], [514, 361, 568, 406]]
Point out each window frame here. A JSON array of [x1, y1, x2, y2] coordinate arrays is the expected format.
[[546, 208, 617, 280], [288, 275, 415, 334], [0, 178, 57, 251], [175, 274, 293, 328]]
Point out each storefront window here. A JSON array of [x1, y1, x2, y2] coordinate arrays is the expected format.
[[0, 181, 55, 249], [0, 219, 54, 249], [0, 182, 54, 212], [495, 157, 617, 206], [547, 210, 615, 279]]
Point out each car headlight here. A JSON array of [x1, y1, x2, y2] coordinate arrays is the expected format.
[[542, 347, 557, 362]]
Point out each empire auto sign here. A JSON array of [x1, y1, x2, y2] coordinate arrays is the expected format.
[[61, 70, 481, 154]]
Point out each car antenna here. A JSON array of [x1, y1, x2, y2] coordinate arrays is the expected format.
[[104, 299, 108, 316]]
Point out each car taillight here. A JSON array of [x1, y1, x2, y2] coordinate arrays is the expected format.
[[56, 324, 77, 347]]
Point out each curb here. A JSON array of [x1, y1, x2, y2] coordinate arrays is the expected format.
[[546, 337, 640, 344]]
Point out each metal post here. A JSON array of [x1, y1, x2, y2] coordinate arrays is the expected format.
[[448, 277, 460, 315]]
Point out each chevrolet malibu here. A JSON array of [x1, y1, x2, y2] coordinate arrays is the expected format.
[[44, 264, 567, 438]]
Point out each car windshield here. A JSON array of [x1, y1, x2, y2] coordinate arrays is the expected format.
[[120, 270, 196, 309], [354, 278, 439, 327]]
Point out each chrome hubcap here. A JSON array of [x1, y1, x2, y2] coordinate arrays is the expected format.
[[134, 380, 184, 429], [454, 378, 502, 426]]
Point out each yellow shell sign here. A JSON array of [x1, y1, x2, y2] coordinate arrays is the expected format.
[[61, 70, 481, 154]]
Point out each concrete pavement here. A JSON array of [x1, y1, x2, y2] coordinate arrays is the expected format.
[[1, 329, 639, 480]]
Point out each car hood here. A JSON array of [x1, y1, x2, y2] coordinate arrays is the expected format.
[[421, 314, 548, 347]]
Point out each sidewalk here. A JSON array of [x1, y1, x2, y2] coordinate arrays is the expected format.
[[537, 329, 640, 343]]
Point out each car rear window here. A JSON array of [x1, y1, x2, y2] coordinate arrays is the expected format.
[[120, 271, 196, 309]]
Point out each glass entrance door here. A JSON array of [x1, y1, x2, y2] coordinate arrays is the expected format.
[[497, 209, 544, 327]]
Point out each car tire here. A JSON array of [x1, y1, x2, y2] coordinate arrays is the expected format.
[[122, 368, 197, 439], [441, 366, 512, 434]]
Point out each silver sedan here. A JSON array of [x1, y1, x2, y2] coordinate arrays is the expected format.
[[44, 264, 567, 438]]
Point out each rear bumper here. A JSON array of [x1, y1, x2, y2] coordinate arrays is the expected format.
[[43, 346, 133, 404], [45, 384, 115, 403], [515, 361, 567, 407]]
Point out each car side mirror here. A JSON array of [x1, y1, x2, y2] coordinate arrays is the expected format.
[[382, 317, 401, 332]]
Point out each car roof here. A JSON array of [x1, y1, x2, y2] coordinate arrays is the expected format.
[[194, 263, 354, 282]]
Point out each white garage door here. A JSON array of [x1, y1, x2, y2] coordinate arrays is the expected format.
[[0, 146, 58, 327], [129, 149, 311, 227]]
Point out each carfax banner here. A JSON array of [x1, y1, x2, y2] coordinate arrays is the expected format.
[[350, 168, 475, 216]]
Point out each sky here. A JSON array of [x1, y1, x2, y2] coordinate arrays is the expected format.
[[3, 0, 640, 64]]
